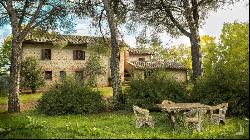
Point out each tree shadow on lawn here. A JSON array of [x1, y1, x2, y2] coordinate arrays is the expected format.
[[0, 101, 38, 114]]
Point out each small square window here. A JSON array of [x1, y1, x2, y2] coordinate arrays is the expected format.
[[45, 71, 52, 80], [139, 58, 145, 61], [73, 50, 85, 60], [41, 49, 51, 60], [60, 71, 66, 79]]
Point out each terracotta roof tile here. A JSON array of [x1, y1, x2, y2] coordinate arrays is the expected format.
[[128, 48, 154, 55], [128, 61, 188, 70], [24, 34, 106, 44]]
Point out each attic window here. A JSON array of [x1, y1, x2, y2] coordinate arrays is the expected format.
[[139, 58, 145, 61], [73, 50, 85, 60], [41, 49, 51, 60]]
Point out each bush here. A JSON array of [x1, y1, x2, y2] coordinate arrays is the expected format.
[[21, 57, 45, 93], [36, 77, 105, 115], [190, 67, 249, 117], [124, 71, 188, 111], [0, 75, 9, 96]]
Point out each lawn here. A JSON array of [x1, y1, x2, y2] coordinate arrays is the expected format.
[[0, 87, 118, 106], [0, 110, 248, 139]]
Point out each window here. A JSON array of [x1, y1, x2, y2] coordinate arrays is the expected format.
[[73, 50, 85, 60], [60, 71, 66, 79], [41, 49, 51, 60], [45, 71, 52, 80], [139, 58, 145, 61], [144, 70, 153, 78], [75, 71, 83, 81]]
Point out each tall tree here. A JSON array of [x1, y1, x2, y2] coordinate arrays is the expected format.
[[133, 0, 240, 81], [0, 0, 74, 112], [73, 0, 129, 108], [102, 0, 123, 108], [218, 22, 249, 76]]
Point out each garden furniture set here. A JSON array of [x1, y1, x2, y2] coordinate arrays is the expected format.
[[133, 100, 228, 132]]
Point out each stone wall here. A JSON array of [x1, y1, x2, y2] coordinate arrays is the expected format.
[[133, 69, 187, 82]]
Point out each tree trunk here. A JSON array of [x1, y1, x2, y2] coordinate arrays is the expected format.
[[183, 0, 202, 81], [103, 0, 123, 108], [8, 38, 23, 113], [189, 30, 202, 81]]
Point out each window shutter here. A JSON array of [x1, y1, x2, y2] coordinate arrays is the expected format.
[[41, 49, 45, 60], [83, 51, 85, 60], [48, 49, 51, 60], [73, 50, 76, 60]]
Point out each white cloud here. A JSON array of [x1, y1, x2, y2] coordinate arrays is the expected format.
[[202, 1, 249, 37]]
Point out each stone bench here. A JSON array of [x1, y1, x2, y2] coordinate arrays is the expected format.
[[132, 105, 154, 128], [210, 103, 228, 125], [183, 109, 207, 131]]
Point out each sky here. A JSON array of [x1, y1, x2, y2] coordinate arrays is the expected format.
[[0, 1, 249, 48]]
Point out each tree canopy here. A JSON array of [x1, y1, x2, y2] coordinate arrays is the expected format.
[[132, 0, 241, 81], [0, 35, 12, 75], [0, 0, 75, 34]]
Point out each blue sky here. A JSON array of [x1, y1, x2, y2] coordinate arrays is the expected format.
[[0, 1, 249, 47]]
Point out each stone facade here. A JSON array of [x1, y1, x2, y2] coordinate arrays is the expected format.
[[21, 35, 188, 92], [22, 42, 124, 89]]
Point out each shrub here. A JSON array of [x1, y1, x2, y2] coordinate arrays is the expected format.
[[190, 67, 249, 117], [124, 71, 188, 111], [36, 77, 105, 115], [21, 57, 45, 93]]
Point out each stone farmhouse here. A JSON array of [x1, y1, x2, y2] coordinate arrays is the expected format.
[[21, 34, 188, 90]]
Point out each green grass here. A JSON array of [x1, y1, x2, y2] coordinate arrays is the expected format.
[[0, 93, 43, 105], [95, 86, 129, 97], [0, 86, 248, 139], [0, 88, 113, 106], [0, 110, 248, 139], [95, 87, 113, 97]]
